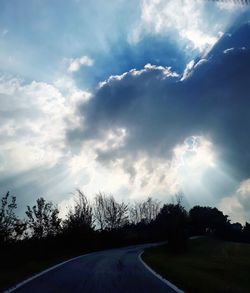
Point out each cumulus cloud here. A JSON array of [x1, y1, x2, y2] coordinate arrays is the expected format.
[[67, 22, 250, 220], [129, 0, 240, 51], [0, 77, 67, 169], [219, 179, 250, 223], [0, 75, 95, 210], [71, 41, 250, 174], [67, 55, 94, 72], [0, 74, 132, 214]]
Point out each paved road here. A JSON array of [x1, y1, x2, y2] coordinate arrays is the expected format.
[[9, 243, 177, 293]]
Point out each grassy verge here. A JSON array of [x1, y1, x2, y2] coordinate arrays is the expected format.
[[142, 237, 250, 293]]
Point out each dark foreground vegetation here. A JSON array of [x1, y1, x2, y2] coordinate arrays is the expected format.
[[143, 237, 250, 293], [1, 190, 250, 291]]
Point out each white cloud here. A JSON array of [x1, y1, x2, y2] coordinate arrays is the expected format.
[[129, 0, 237, 52], [181, 59, 195, 80], [216, 1, 243, 11], [98, 63, 179, 88], [67, 55, 94, 72], [223, 47, 235, 54], [219, 179, 250, 224], [0, 76, 83, 173], [223, 47, 246, 54], [0, 75, 132, 209]]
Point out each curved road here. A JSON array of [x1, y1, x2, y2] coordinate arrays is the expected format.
[[8, 243, 178, 293]]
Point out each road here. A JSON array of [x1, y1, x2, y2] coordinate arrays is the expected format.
[[8, 243, 179, 293]]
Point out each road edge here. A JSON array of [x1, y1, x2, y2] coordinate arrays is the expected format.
[[4, 242, 177, 293], [3, 252, 94, 293], [4, 243, 153, 293], [138, 251, 184, 293]]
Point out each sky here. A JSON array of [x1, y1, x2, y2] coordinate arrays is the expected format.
[[1, 0, 250, 223]]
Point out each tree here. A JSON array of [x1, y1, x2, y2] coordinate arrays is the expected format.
[[155, 202, 188, 252], [26, 197, 61, 239], [104, 195, 128, 230], [63, 190, 94, 234], [93, 193, 128, 230], [243, 222, 250, 242], [189, 206, 229, 235], [93, 192, 106, 231], [0, 192, 26, 243], [129, 197, 161, 224]]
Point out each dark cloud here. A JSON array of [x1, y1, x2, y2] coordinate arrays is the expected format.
[[68, 22, 250, 183]]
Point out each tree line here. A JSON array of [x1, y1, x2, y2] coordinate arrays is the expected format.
[[1, 190, 250, 262], [0, 191, 162, 243]]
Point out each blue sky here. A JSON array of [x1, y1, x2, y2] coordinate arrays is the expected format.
[[0, 0, 250, 223], [0, 0, 239, 84]]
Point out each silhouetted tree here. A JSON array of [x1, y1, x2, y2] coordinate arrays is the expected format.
[[189, 206, 229, 235], [155, 202, 188, 252], [231, 222, 242, 231], [93, 192, 106, 230], [129, 197, 161, 224], [93, 193, 128, 230], [105, 195, 128, 230], [63, 190, 94, 234], [0, 192, 26, 243], [25, 197, 61, 239], [243, 222, 250, 242]]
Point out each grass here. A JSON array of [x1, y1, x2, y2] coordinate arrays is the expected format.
[[142, 237, 250, 293]]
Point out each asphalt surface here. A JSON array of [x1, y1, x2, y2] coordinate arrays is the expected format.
[[10, 243, 177, 293]]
